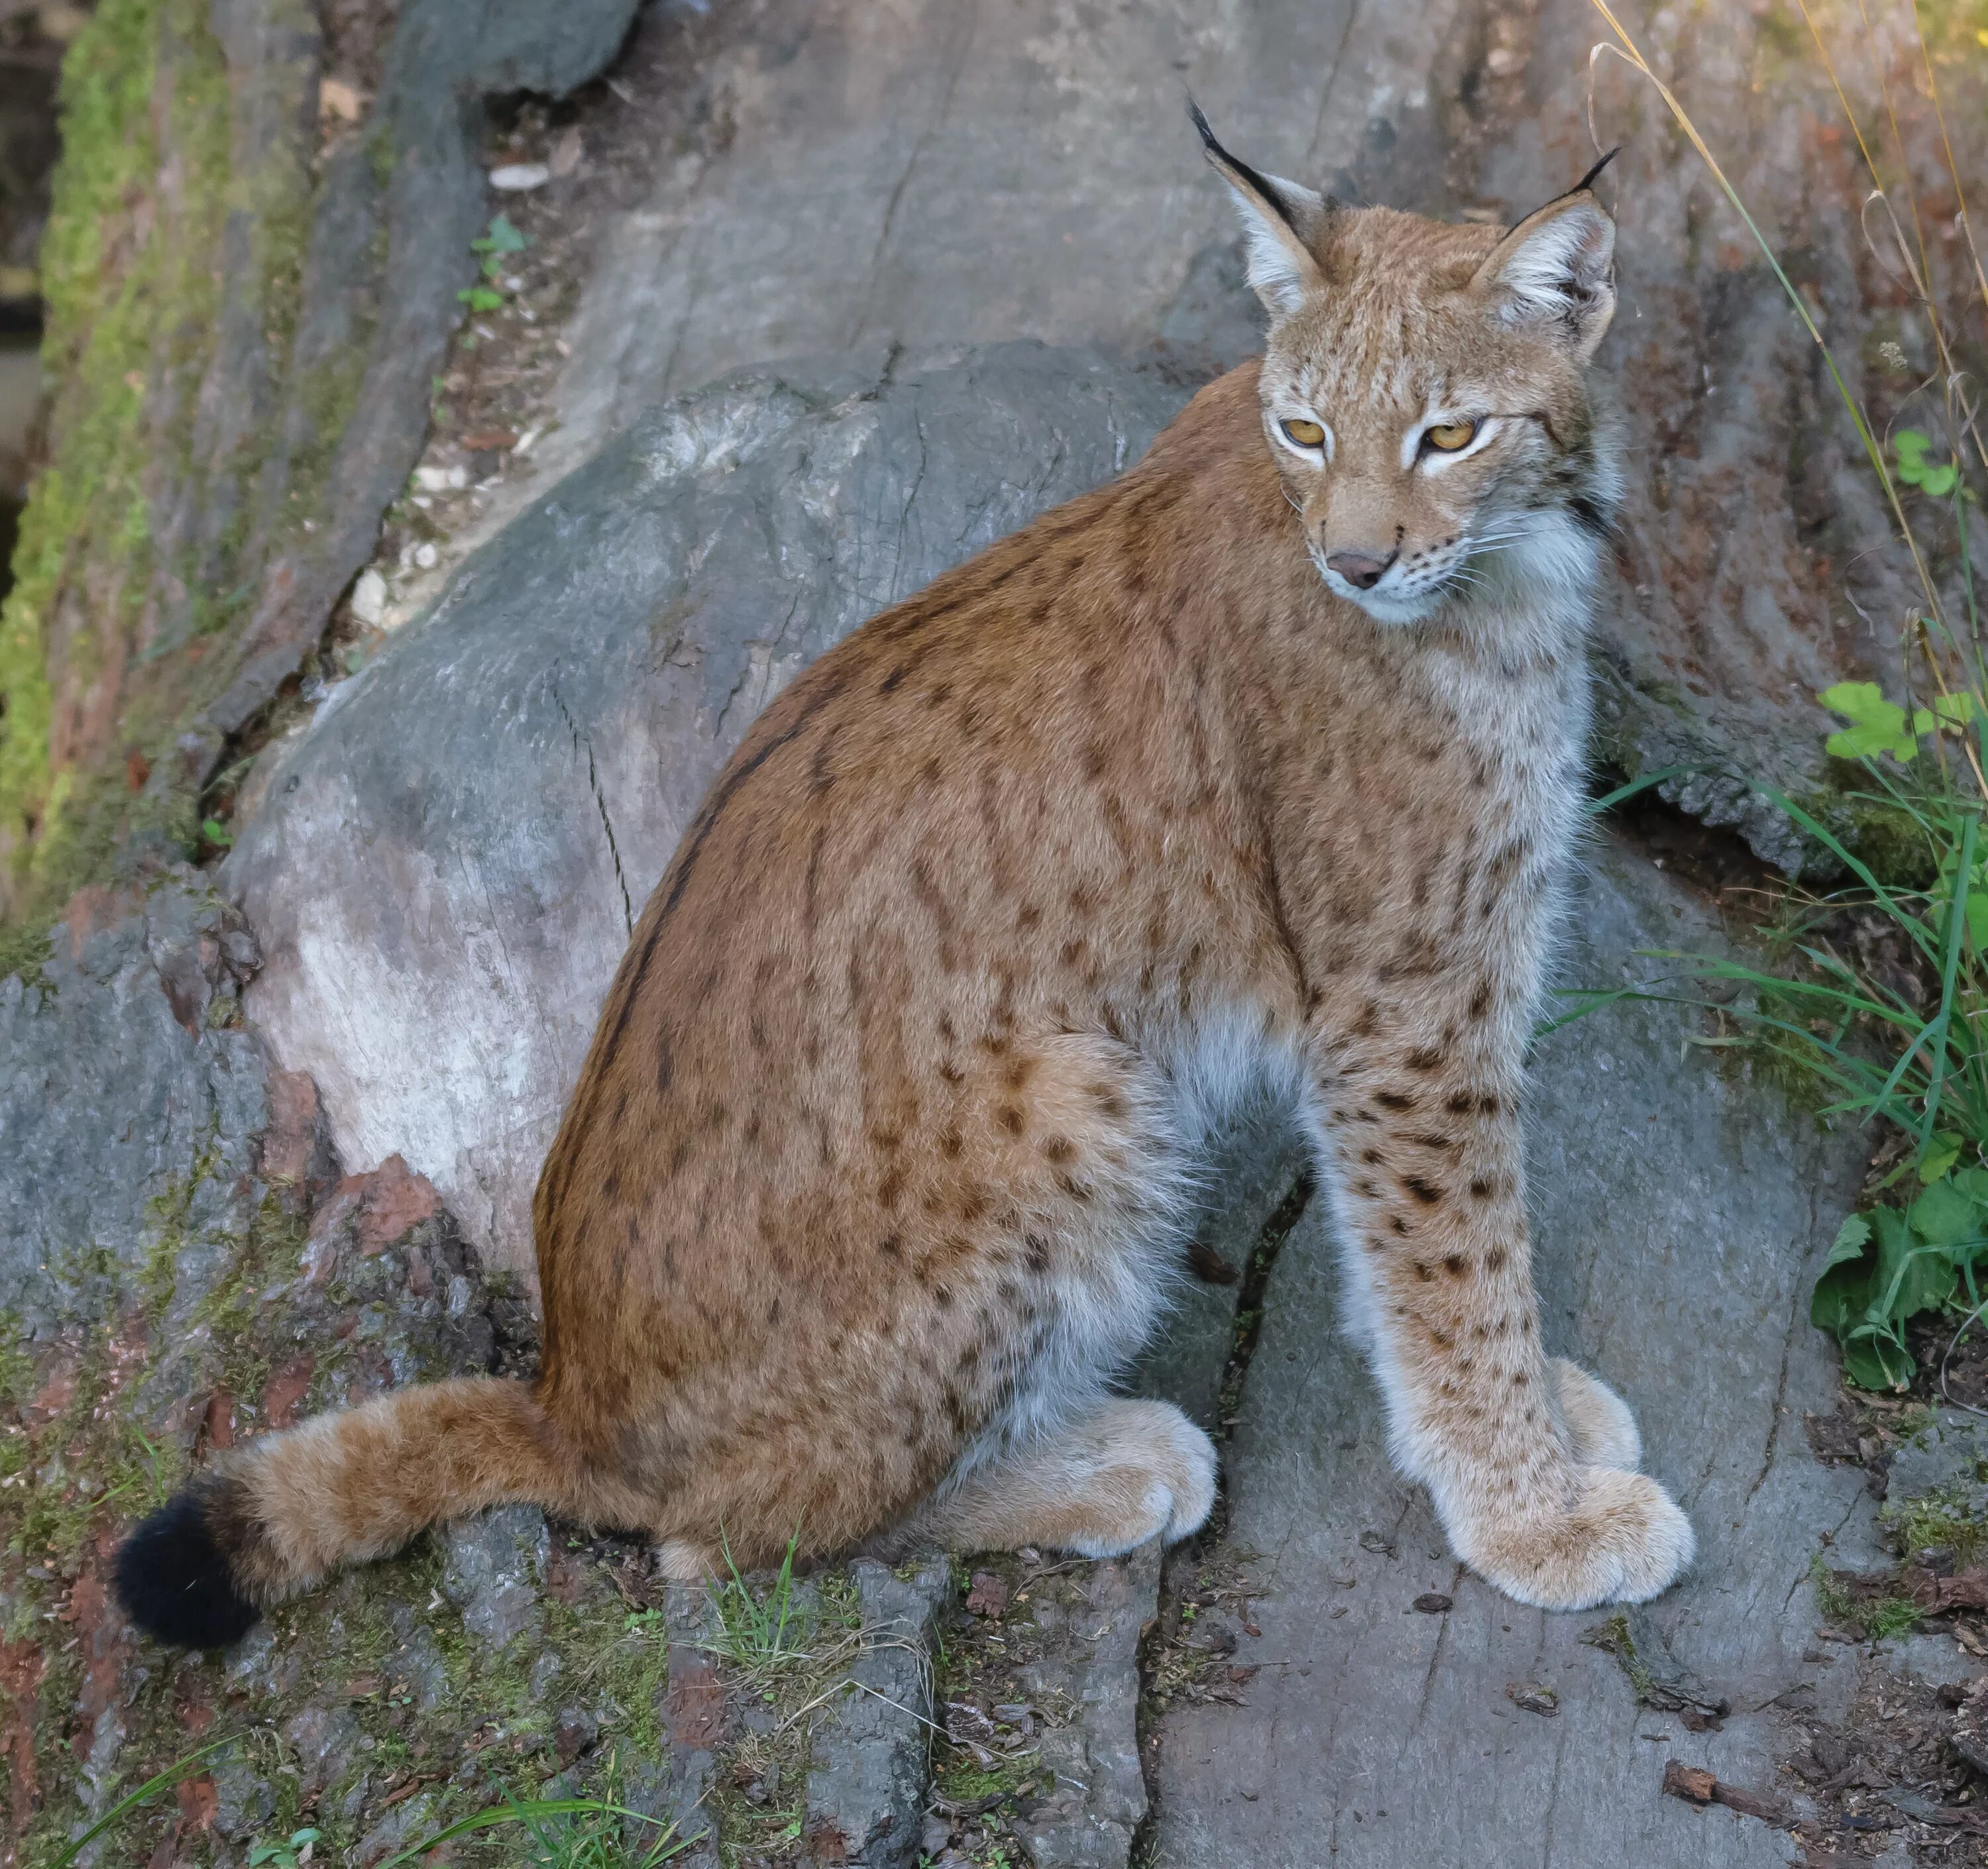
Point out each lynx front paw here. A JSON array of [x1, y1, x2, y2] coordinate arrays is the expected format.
[[1456, 1466, 1695, 1611], [1063, 1403, 1219, 1556], [1549, 1359, 1641, 1470]]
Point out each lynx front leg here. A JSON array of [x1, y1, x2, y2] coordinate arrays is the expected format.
[[1309, 1003, 1692, 1611]]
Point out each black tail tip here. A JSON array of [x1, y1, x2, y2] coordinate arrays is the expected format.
[[114, 1483, 261, 1649]]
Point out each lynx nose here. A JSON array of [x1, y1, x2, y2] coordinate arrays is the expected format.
[[1325, 549, 1397, 591]]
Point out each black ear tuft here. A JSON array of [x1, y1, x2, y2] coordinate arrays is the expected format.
[[1186, 97, 1303, 237], [1573, 146, 1620, 196], [114, 1481, 261, 1649]]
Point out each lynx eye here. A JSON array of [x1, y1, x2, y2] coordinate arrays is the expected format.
[[1424, 419, 1477, 453], [1280, 418, 1326, 449]]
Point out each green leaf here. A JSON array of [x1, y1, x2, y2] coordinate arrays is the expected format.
[[1894, 427, 1961, 496], [484, 211, 527, 253], [1918, 1136, 1965, 1187], [1842, 1332, 1914, 1389], [200, 816, 233, 847], [1819, 681, 1918, 761], [1825, 1212, 1871, 1265], [1812, 1225, 1876, 1336], [1874, 1202, 1958, 1321], [456, 285, 504, 312], [1964, 892, 1988, 956]]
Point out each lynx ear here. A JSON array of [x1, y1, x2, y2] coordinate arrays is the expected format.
[[1190, 102, 1329, 321], [1474, 162, 1618, 360]]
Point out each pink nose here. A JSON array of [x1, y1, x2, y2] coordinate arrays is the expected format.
[[1325, 550, 1396, 590]]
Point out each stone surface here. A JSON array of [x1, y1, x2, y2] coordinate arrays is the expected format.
[[0, 0, 643, 928], [450, 0, 1988, 872], [440, 1503, 551, 1650], [803, 1556, 950, 1868], [0, 881, 269, 1338], [1150, 839, 1881, 1868], [227, 342, 1188, 1275], [1131, 1110, 1308, 1435], [662, 1577, 728, 1868], [1886, 1411, 1988, 1512], [1008, 1542, 1160, 1869]]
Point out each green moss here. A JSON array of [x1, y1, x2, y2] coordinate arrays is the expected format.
[[1808, 1555, 1925, 1643], [1827, 785, 1942, 888], [188, 1190, 310, 1403], [0, 0, 337, 943], [0, 920, 51, 988], [1884, 1485, 1988, 1568]]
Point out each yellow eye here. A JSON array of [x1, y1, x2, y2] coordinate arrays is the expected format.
[[1424, 419, 1477, 453], [1280, 417, 1326, 449]]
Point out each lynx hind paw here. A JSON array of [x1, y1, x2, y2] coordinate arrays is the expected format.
[[1550, 1359, 1641, 1471]]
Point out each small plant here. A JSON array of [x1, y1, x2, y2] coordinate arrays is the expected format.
[[377, 1790, 683, 1869], [247, 1827, 321, 1868], [702, 1530, 820, 1678], [1808, 1555, 1923, 1643], [47, 1736, 237, 1868], [459, 213, 528, 314], [1582, 0, 1988, 1391]]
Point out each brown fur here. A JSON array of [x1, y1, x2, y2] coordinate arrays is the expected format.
[[136, 129, 1694, 1625]]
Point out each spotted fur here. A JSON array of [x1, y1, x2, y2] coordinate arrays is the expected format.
[[115, 119, 1690, 1647]]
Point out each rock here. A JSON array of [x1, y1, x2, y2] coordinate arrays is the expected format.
[[1886, 1413, 1988, 1511], [353, 1791, 437, 1869], [1006, 1542, 1160, 1869], [662, 1579, 727, 1868], [521, 0, 1988, 873], [0, 882, 269, 1337], [1129, 1108, 1308, 1434], [210, 1748, 278, 1835], [1150, 838, 1879, 1868], [282, 1703, 365, 1799], [351, 568, 389, 627], [802, 1556, 950, 1868], [440, 1505, 551, 1649], [0, 0, 643, 930], [553, 1705, 600, 1768], [229, 342, 1189, 1275], [490, 162, 551, 191]]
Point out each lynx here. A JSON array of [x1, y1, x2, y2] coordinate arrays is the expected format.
[[119, 112, 1692, 1649]]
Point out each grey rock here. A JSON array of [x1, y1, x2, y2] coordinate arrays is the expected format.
[[440, 1503, 551, 1648], [1885, 1412, 1988, 1511], [282, 1703, 365, 1799], [1150, 839, 1878, 1868], [353, 1791, 439, 1869], [205, 0, 641, 738], [802, 1555, 950, 1868], [385, 1606, 452, 1713], [209, 1748, 278, 1835], [614, 1754, 679, 1861], [230, 343, 1189, 1275], [0, 882, 268, 1338], [662, 1579, 727, 1868], [1007, 1541, 1161, 1869], [518, 0, 1984, 871], [5, 0, 645, 914]]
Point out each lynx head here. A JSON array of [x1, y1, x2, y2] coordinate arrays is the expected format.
[[1193, 107, 1622, 627]]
